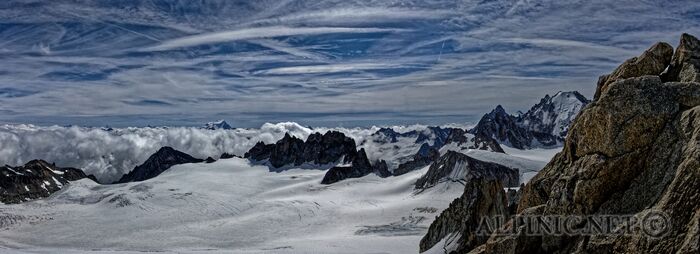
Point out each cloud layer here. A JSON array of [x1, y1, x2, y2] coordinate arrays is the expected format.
[[0, 0, 699, 127], [0, 121, 475, 182]]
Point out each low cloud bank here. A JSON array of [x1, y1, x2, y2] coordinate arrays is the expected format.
[[0, 122, 469, 183]]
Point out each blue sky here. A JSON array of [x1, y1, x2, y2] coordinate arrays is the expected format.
[[0, 0, 699, 128]]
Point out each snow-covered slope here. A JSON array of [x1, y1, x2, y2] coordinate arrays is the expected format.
[[0, 147, 559, 253], [517, 91, 590, 140], [0, 158, 460, 253]]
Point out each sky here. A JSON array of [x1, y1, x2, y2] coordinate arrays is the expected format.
[[0, 0, 699, 128]]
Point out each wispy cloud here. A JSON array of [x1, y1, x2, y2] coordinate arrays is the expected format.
[[144, 26, 407, 51], [0, 0, 699, 128]]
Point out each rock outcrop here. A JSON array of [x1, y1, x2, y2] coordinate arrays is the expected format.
[[219, 152, 237, 159], [594, 42, 673, 100], [429, 34, 700, 254], [115, 147, 204, 183], [373, 159, 391, 178], [245, 131, 359, 169], [662, 33, 700, 83], [1, 160, 94, 204], [246, 131, 386, 184], [415, 151, 519, 190], [419, 176, 510, 253], [321, 148, 373, 184]]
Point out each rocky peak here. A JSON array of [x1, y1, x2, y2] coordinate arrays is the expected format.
[[516, 91, 590, 144], [268, 133, 306, 168], [470, 105, 533, 149], [470, 91, 589, 149], [115, 146, 204, 183], [1, 160, 94, 204], [662, 33, 700, 83], [245, 131, 360, 169], [244, 141, 274, 161], [202, 120, 232, 130], [306, 131, 358, 165]]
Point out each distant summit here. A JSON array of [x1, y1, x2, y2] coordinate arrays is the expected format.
[[203, 120, 232, 130], [470, 91, 589, 148]]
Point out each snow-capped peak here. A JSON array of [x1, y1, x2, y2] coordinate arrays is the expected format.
[[517, 91, 590, 139], [203, 120, 232, 130]]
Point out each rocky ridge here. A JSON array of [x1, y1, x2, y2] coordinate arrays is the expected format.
[[422, 33, 700, 254], [115, 146, 204, 183], [244, 131, 382, 184], [415, 151, 519, 190], [1, 160, 95, 204]]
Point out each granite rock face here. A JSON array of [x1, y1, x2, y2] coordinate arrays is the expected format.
[[415, 151, 519, 190], [663, 33, 700, 83], [594, 42, 673, 100], [1, 160, 94, 204], [419, 177, 509, 253], [455, 34, 700, 254], [116, 147, 204, 183]]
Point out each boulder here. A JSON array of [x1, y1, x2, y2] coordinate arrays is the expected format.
[[662, 33, 700, 83], [594, 42, 673, 100]]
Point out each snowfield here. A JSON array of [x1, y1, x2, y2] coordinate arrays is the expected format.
[[0, 147, 559, 253]]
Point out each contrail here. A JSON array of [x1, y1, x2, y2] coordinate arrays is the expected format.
[[437, 40, 446, 62]]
